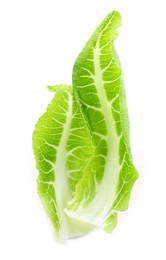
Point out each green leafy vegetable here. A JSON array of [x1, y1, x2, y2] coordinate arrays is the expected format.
[[33, 85, 94, 243], [66, 10, 138, 232], [32, 11, 138, 243]]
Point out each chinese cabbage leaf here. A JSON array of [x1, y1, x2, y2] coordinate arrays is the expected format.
[[32, 11, 138, 243], [32, 85, 94, 243], [66, 11, 138, 232]]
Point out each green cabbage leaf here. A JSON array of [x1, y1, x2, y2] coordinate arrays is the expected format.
[[32, 11, 138, 243], [33, 85, 94, 243], [66, 11, 138, 232]]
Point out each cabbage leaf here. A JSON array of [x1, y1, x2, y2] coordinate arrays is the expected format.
[[32, 85, 94, 243], [33, 11, 138, 243], [66, 11, 138, 232]]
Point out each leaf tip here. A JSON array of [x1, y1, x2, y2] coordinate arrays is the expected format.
[[47, 85, 72, 93], [105, 10, 122, 28]]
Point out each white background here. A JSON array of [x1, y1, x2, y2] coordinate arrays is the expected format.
[[0, 0, 166, 259]]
